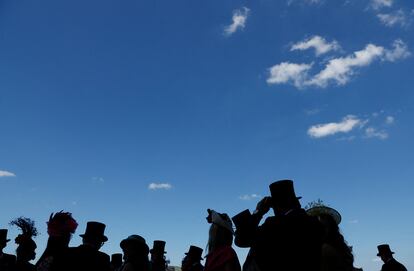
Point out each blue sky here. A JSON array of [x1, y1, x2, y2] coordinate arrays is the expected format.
[[0, 0, 413, 270]]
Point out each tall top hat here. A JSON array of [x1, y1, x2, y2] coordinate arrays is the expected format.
[[232, 209, 251, 229], [269, 180, 301, 205], [150, 240, 166, 254], [0, 229, 10, 243], [79, 221, 108, 242], [377, 244, 394, 256], [185, 245, 203, 260]]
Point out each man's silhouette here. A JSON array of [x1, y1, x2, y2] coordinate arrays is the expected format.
[[182, 246, 204, 271], [51, 221, 110, 271], [0, 229, 16, 271], [233, 180, 323, 271], [377, 244, 407, 271]]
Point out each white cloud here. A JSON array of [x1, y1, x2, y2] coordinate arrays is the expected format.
[[370, 0, 393, 10], [308, 115, 363, 138], [385, 116, 395, 124], [291, 36, 340, 56], [239, 194, 261, 200], [0, 170, 16, 177], [307, 44, 384, 87], [377, 10, 410, 27], [224, 7, 250, 36], [383, 39, 411, 61], [365, 127, 388, 139], [268, 40, 409, 89], [267, 62, 312, 88], [148, 183, 172, 190]]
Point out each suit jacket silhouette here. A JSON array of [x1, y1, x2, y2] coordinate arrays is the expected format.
[[51, 244, 110, 271], [234, 208, 323, 271], [381, 258, 407, 271], [0, 253, 16, 271]]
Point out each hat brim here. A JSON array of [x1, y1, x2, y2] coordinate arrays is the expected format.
[[80, 234, 108, 242], [185, 252, 203, 260], [377, 252, 394, 256], [306, 206, 341, 225]]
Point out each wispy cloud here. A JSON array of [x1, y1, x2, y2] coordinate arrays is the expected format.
[[370, 0, 393, 10], [364, 127, 388, 139], [291, 36, 340, 56], [377, 10, 411, 27], [148, 183, 173, 190], [92, 177, 105, 183], [0, 170, 16, 178], [385, 116, 395, 124], [224, 7, 250, 36], [384, 39, 411, 61], [267, 62, 312, 88], [267, 39, 410, 89], [308, 115, 364, 138], [348, 219, 359, 224], [307, 44, 384, 87], [239, 194, 261, 200], [287, 0, 322, 5]]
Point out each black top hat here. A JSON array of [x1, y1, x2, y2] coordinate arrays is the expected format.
[[232, 209, 251, 229], [377, 244, 394, 256], [185, 245, 203, 260], [0, 229, 10, 243], [150, 240, 166, 254], [79, 221, 108, 242], [269, 180, 301, 204]]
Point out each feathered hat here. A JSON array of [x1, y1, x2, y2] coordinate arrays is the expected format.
[[47, 211, 78, 237], [10, 217, 38, 249]]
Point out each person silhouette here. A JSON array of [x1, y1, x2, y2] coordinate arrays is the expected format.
[[51, 221, 110, 271], [377, 244, 407, 271], [204, 209, 241, 271], [150, 240, 168, 271], [0, 229, 16, 271], [36, 211, 78, 271], [10, 217, 38, 271], [233, 180, 324, 271], [119, 235, 150, 271], [181, 246, 204, 271], [307, 206, 354, 271], [111, 253, 123, 271]]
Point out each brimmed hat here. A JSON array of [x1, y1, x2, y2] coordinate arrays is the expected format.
[[232, 209, 251, 229], [150, 240, 166, 254], [377, 244, 394, 256], [185, 245, 203, 260], [206, 209, 234, 234], [120, 235, 149, 254], [79, 221, 108, 242], [0, 229, 10, 243], [306, 206, 342, 225], [269, 180, 301, 205]]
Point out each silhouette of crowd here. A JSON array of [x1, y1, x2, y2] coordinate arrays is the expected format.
[[0, 180, 408, 271]]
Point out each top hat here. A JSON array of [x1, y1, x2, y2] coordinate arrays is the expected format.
[[111, 253, 123, 264], [185, 245, 203, 260], [232, 209, 251, 229], [269, 180, 301, 204], [120, 235, 149, 253], [150, 240, 166, 254], [0, 229, 10, 243], [79, 221, 108, 242], [306, 206, 342, 225], [377, 244, 394, 256]]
